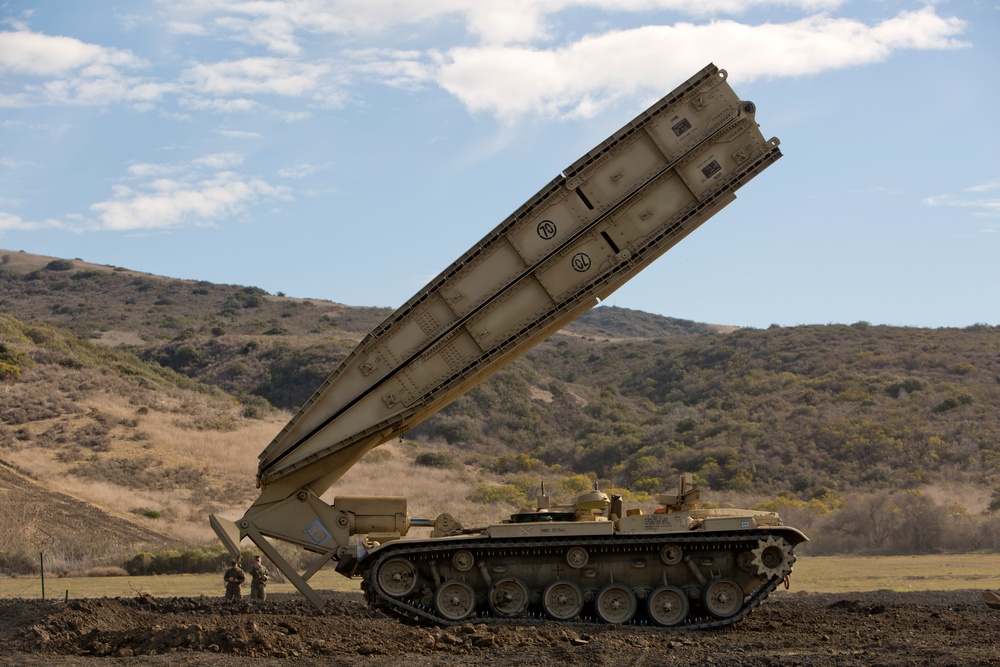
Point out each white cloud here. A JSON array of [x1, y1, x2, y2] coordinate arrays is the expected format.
[[127, 163, 186, 178], [278, 163, 327, 179], [409, 7, 967, 119], [91, 171, 289, 231], [117, 13, 150, 32], [273, 109, 313, 122], [41, 73, 174, 106], [966, 179, 1000, 193], [167, 21, 211, 36], [0, 157, 33, 169], [352, 49, 434, 89], [84, 153, 290, 231], [0, 30, 176, 107], [181, 96, 261, 113], [924, 193, 1000, 219], [1, 3, 967, 120], [193, 151, 245, 169], [0, 211, 66, 232], [0, 91, 30, 107], [211, 14, 303, 56], [162, 110, 194, 121], [182, 57, 330, 97], [0, 30, 144, 76], [215, 129, 264, 139], [164, 0, 850, 51]]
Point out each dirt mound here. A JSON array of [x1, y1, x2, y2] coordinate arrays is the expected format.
[[1, 589, 997, 666]]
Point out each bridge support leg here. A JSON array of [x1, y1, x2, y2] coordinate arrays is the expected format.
[[245, 524, 327, 610]]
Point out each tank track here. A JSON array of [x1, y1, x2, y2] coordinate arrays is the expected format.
[[359, 530, 795, 630]]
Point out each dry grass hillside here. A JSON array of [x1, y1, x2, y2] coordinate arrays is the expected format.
[[4, 248, 1000, 568], [0, 310, 594, 573]]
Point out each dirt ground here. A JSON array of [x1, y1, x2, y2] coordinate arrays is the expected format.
[[2, 588, 999, 666]]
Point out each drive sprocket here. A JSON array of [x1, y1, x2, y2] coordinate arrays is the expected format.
[[750, 536, 794, 580]]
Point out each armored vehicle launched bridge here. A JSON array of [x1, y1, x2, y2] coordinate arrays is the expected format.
[[211, 63, 805, 628]]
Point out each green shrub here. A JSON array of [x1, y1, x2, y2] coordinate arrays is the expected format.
[[933, 395, 973, 413], [44, 259, 74, 271], [71, 566, 129, 577], [467, 484, 527, 506], [675, 418, 697, 434], [0, 549, 36, 575], [989, 487, 1000, 513], [415, 451, 459, 469], [488, 453, 544, 475], [238, 393, 273, 420], [124, 546, 258, 575], [436, 417, 482, 445], [885, 379, 924, 398], [241, 294, 265, 308], [0, 342, 29, 379], [630, 476, 667, 494], [560, 473, 598, 495], [0, 359, 20, 380]]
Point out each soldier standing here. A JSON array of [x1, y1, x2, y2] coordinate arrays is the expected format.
[[249, 555, 269, 601], [223, 559, 246, 602]]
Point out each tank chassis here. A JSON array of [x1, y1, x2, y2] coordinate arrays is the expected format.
[[359, 474, 805, 626], [211, 63, 805, 626]]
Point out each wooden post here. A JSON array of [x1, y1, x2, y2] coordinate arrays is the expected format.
[[39, 552, 45, 601]]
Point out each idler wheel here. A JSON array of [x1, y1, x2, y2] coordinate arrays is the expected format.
[[594, 583, 637, 624], [542, 580, 584, 621], [647, 585, 689, 626], [701, 577, 743, 619], [377, 557, 418, 597], [488, 577, 530, 617], [434, 580, 477, 621]]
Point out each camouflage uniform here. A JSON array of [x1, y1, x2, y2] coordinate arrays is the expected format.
[[250, 557, 269, 601], [223, 561, 246, 602]]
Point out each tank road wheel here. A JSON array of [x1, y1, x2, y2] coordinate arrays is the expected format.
[[701, 578, 744, 619], [595, 584, 637, 624], [377, 558, 418, 597], [660, 543, 683, 566], [542, 580, 585, 621], [647, 585, 689, 627], [488, 577, 530, 618], [451, 549, 475, 572], [434, 580, 477, 621], [566, 546, 589, 569], [750, 536, 794, 580]]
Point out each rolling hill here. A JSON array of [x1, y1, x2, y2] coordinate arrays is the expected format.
[[2, 248, 1000, 564]]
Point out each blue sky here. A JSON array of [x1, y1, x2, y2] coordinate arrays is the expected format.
[[0, 1, 996, 329]]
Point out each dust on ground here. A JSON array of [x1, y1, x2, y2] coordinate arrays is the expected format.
[[2, 588, 999, 666]]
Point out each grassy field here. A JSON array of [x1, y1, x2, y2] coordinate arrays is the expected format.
[[787, 553, 1000, 593], [0, 568, 361, 601], [4, 553, 1000, 601]]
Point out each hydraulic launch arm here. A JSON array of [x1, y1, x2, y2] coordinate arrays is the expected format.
[[211, 64, 782, 607]]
